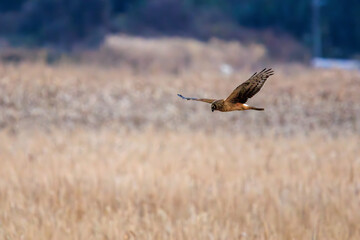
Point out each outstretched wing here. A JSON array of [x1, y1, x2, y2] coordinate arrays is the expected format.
[[177, 94, 216, 104], [225, 68, 274, 104]]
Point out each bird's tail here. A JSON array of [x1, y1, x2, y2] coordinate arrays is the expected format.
[[249, 106, 264, 111]]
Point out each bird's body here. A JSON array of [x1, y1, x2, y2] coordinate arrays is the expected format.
[[210, 100, 263, 112], [178, 68, 274, 112]]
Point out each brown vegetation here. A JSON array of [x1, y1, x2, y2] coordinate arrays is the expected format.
[[1, 130, 359, 239], [0, 36, 359, 239]]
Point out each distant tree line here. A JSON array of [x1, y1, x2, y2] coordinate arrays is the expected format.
[[0, 0, 359, 58]]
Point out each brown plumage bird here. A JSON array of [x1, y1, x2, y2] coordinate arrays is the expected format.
[[178, 68, 274, 112]]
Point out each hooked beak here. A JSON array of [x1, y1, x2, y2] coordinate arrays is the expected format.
[[212, 109, 214, 112]]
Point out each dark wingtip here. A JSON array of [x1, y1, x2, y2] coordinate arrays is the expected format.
[[178, 94, 188, 100], [265, 68, 274, 75]]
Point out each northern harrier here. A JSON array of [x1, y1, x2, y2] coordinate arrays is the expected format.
[[178, 68, 274, 112]]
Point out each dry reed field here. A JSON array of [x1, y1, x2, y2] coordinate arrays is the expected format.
[[0, 36, 360, 239], [1, 130, 360, 240]]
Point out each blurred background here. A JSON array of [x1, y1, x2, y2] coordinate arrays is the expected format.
[[0, 1, 359, 239], [0, 0, 360, 61], [0, 0, 360, 60]]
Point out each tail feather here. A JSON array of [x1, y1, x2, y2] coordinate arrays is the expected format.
[[249, 106, 264, 111]]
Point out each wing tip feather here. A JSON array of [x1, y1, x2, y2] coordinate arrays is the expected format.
[[177, 94, 186, 100], [264, 68, 274, 76], [255, 68, 274, 76]]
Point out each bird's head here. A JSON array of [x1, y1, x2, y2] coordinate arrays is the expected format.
[[211, 100, 223, 112]]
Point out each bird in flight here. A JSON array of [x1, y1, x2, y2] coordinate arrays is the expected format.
[[178, 68, 274, 112]]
